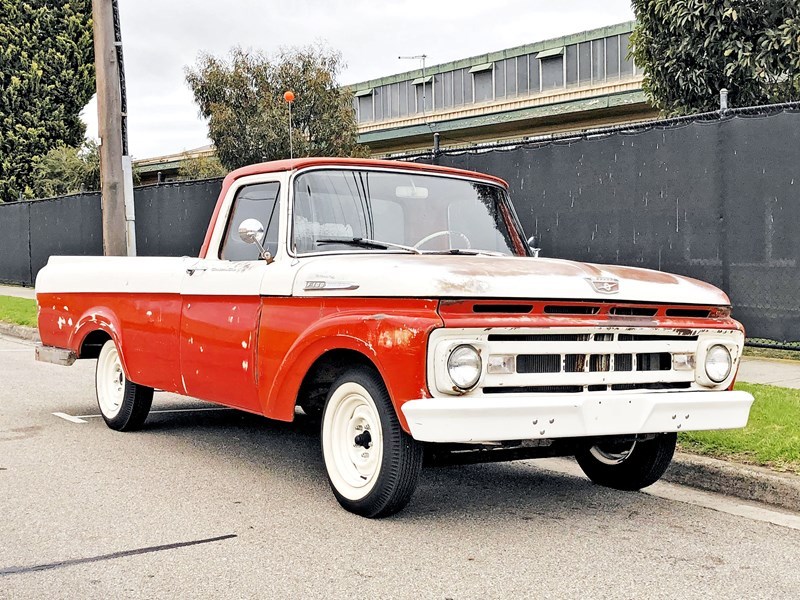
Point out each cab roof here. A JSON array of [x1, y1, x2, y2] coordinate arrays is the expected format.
[[224, 157, 508, 189]]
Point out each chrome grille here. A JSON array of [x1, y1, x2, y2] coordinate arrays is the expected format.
[[517, 351, 673, 375], [480, 328, 699, 394]]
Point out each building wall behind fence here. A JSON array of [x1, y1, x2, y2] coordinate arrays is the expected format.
[[0, 179, 222, 287], [420, 109, 800, 343]]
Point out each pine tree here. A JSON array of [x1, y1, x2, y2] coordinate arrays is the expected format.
[[0, 1, 95, 202]]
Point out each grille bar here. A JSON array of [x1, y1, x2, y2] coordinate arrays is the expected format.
[[483, 369, 693, 388], [489, 340, 697, 355], [618, 334, 699, 341], [484, 382, 692, 394], [488, 333, 590, 342]]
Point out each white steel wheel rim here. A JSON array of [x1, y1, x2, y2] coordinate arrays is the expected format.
[[590, 441, 637, 465], [322, 382, 384, 501], [97, 344, 125, 419]]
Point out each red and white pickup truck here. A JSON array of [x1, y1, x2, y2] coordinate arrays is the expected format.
[[36, 157, 753, 517]]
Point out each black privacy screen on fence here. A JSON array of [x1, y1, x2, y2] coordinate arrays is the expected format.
[[0, 200, 32, 285], [419, 108, 800, 345], [134, 180, 222, 257], [0, 179, 222, 287]]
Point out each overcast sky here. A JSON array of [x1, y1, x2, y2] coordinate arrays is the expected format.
[[81, 0, 635, 159]]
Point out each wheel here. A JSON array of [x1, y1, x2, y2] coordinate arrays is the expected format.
[[95, 339, 153, 431], [575, 433, 677, 491], [413, 230, 471, 249], [321, 366, 424, 518]]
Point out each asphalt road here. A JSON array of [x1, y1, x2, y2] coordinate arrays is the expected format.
[[2, 334, 799, 599]]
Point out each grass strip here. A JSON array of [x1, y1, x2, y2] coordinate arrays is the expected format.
[[743, 345, 800, 361], [0, 295, 37, 327], [679, 382, 800, 474]]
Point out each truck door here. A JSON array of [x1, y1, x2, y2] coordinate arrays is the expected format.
[[179, 181, 281, 413]]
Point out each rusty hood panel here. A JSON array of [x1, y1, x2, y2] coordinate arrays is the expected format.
[[290, 254, 730, 306]]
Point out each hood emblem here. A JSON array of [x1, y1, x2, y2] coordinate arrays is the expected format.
[[587, 277, 619, 294], [304, 280, 360, 291]]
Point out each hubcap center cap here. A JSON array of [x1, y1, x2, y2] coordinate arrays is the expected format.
[[354, 430, 372, 449]]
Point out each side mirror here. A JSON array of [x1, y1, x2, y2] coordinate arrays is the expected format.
[[238, 218, 265, 244], [238, 219, 272, 263], [527, 235, 541, 258]]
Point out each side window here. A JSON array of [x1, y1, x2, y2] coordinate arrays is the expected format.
[[220, 182, 281, 261]]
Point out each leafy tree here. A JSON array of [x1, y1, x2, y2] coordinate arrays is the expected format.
[[0, 1, 95, 202], [177, 152, 227, 180], [631, 1, 800, 115], [185, 44, 368, 170], [29, 139, 100, 198]]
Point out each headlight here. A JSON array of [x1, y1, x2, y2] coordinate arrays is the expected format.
[[447, 344, 482, 390], [704, 344, 732, 383]]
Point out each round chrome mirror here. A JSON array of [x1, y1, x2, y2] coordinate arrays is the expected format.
[[238, 218, 265, 244], [527, 235, 541, 258]]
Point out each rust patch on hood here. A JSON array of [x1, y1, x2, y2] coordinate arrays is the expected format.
[[597, 265, 680, 285], [441, 256, 591, 279]]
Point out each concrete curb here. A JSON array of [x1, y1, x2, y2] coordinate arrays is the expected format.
[[0, 323, 798, 513], [666, 452, 800, 513], [0, 322, 39, 342]]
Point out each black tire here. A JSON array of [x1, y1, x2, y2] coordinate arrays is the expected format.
[[321, 366, 424, 518], [95, 340, 153, 431], [299, 402, 324, 422], [575, 433, 677, 491]]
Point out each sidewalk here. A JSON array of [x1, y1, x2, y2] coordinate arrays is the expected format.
[[738, 356, 800, 389], [0, 283, 35, 300]]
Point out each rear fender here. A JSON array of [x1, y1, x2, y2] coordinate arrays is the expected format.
[[71, 308, 130, 377]]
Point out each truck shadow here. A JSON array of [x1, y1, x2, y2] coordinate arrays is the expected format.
[[140, 406, 674, 522]]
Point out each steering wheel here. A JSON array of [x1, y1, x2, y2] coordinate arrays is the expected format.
[[413, 230, 472, 250]]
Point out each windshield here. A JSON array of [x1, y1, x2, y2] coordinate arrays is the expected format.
[[291, 169, 523, 256]]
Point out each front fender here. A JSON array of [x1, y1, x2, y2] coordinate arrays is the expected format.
[[258, 299, 442, 430]]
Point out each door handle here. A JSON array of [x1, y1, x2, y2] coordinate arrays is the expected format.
[[186, 266, 208, 275]]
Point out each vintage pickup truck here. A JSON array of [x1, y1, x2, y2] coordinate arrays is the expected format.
[[36, 157, 753, 517]]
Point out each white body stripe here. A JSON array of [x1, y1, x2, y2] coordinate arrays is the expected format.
[[36, 252, 730, 303]]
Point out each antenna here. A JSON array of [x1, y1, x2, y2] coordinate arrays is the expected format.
[[399, 54, 428, 118], [284, 90, 295, 159]]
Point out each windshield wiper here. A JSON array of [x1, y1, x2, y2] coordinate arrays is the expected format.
[[316, 237, 421, 254], [425, 248, 507, 257]]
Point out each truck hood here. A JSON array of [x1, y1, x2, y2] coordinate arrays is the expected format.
[[291, 254, 729, 305]]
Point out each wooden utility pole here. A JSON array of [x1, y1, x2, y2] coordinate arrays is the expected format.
[[92, 0, 128, 256]]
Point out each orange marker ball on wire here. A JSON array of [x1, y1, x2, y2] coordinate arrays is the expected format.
[[284, 91, 295, 103]]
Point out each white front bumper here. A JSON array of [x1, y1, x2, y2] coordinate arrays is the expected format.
[[401, 390, 754, 443]]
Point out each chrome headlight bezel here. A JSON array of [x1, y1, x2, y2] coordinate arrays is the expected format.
[[704, 344, 733, 383], [446, 344, 483, 391], [695, 339, 738, 387]]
